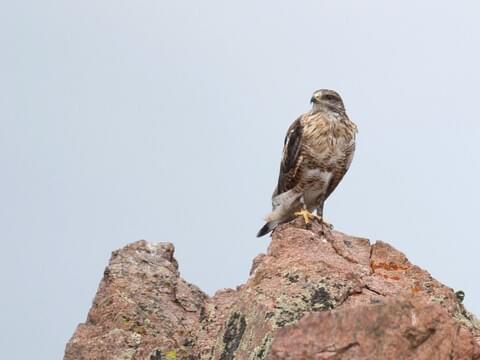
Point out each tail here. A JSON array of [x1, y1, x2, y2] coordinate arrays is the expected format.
[[256, 221, 278, 237], [257, 190, 302, 238]]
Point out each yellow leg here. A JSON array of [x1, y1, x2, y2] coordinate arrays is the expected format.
[[294, 209, 332, 230], [294, 209, 316, 224]]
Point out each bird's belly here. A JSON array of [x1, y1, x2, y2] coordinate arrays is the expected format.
[[318, 141, 350, 166], [328, 147, 346, 165], [302, 169, 332, 207], [300, 135, 354, 207]]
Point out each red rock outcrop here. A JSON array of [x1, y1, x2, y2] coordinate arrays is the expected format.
[[65, 219, 480, 359]]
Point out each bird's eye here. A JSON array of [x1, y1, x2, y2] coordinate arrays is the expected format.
[[323, 94, 338, 102]]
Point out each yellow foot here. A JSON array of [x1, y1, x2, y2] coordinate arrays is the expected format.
[[294, 209, 322, 225]]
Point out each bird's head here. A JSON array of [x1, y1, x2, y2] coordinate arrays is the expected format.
[[310, 89, 345, 112]]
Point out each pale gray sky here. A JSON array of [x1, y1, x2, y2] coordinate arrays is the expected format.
[[1, 1, 479, 359]]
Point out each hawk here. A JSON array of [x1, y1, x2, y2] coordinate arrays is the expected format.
[[257, 89, 357, 237]]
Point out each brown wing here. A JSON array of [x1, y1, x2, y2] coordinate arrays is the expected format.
[[273, 117, 304, 198]]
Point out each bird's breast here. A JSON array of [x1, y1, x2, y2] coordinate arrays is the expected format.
[[304, 130, 353, 167]]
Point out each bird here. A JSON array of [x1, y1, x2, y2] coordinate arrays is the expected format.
[[257, 89, 357, 237]]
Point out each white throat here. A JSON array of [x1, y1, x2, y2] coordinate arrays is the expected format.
[[311, 103, 325, 112]]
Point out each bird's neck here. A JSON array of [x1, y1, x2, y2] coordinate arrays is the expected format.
[[312, 103, 344, 119]]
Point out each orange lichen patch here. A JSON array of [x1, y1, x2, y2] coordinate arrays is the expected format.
[[381, 274, 401, 281], [411, 284, 422, 295], [371, 261, 410, 272], [410, 281, 422, 294]]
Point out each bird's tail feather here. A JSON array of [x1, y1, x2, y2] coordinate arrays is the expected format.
[[256, 221, 278, 237], [257, 191, 302, 238]]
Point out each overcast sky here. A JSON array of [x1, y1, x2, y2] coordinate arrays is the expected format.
[[1, 1, 480, 359]]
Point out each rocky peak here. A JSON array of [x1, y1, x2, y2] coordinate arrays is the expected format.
[[65, 219, 480, 359]]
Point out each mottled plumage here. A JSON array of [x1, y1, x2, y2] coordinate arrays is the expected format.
[[257, 89, 357, 237]]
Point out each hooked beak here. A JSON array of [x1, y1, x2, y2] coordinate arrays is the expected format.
[[310, 96, 319, 104]]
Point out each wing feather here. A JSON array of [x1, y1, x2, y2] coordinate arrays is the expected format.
[[273, 117, 303, 197]]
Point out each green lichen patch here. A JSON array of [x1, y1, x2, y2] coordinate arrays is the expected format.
[[250, 334, 273, 360], [283, 271, 300, 283], [310, 287, 334, 311], [165, 350, 177, 360], [149, 349, 163, 360], [274, 294, 311, 327], [220, 312, 247, 360], [453, 305, 480, 332], [274, 285, 336, 327], [430, 294, 448, 305]]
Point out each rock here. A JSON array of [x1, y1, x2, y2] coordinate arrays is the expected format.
[[64, 241, 207, 360], [65, 219, 480, 359], [269, 296, 479, 360]]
